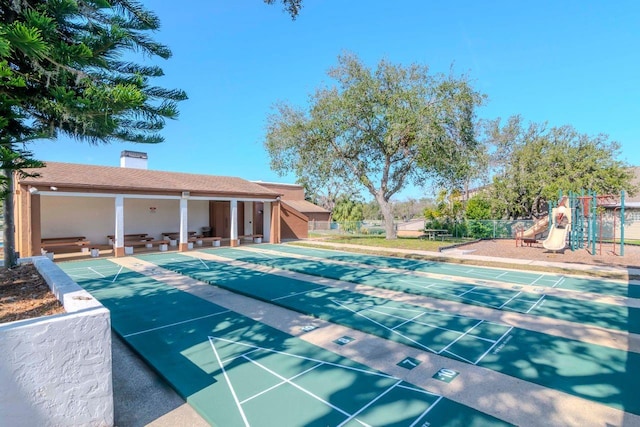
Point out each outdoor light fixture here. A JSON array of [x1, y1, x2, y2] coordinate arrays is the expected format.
[[28, 187, 38, 194], [50, 186, 58, 191]]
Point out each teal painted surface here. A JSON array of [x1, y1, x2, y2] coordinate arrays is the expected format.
[[60, 259, 508, 427], [138, 252, 640, 415]]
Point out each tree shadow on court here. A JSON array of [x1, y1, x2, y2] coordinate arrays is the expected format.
[[479, 328, 640, 416]]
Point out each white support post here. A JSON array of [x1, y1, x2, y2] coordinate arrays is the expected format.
[[179, 197, 188, 251], [230, 199, 238, 246], [114, 195, 124, 256]]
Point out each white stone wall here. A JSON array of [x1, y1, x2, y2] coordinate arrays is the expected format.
[[0, 257, 113, 426]]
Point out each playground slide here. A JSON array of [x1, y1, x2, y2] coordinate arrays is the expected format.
[[542, 196, 571, 251], [522, 215, 549, 239], [543, 224, 570, 251]]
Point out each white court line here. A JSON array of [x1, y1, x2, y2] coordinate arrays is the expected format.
[[529, 274, 546, 287], [240, 354, 353, 418], [409, 396, 444, 427], [398, 278, 438, 290], [473, 326, 514, 365], [336, 380, 402, 427], [525, 295, 546, 313], [365, 308, 494, 343], [198, 258, 210, 269], [88, 267, 106, 278], [221, 348, 262, 365], [552, 276, 566, 288], [208, 338, 250, 427], [210, 336, 397, 379], [437, 320, 485, 355], [331, 300, 440, 354], [112, 265, 123, 283], [123, 310, 230, 337], [391, 312, 426, 331], [496, 271, 508, 278], [241, 361, 324, 405], [440, 350, 477, 365], [498, 291, 522, 309], [457, 286, 477, 297], [66, 273, 114, 283], [271, 286, 326, 302]]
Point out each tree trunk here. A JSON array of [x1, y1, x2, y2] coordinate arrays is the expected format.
[[375, 192, 397, 239], [3, 168, 17, 268]]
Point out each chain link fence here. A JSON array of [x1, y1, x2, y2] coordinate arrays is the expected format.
[[309, 214, 640, 242], [309, 220, 536, 239]]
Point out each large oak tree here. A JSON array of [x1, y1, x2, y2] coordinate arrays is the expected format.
[[265, 53, 484, 238]]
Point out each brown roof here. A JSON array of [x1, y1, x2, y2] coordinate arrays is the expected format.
[[282, 199, 330, 214], [18, 162, 282, 198]]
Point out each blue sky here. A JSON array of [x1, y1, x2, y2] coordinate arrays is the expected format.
[[29, 0, 640, 199]]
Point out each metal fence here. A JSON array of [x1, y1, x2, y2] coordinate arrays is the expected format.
[[308, 220, 535, 239], [309, 215, 640, 241]]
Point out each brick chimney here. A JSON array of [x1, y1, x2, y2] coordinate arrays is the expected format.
[[120, 151, 148, 169]]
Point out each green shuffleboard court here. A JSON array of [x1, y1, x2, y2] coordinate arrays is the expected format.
[[137, 252, 640, 416], [60, 259, 508, 426], [260, 243, 640, 299], [203, 247, 640, 335]]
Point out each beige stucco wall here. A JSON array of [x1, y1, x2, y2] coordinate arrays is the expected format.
[[40, 196, 209, 245], [41, 196, 115, 245], [123, 198, 209, 239]]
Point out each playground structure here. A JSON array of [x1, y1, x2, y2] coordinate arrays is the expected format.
[[516, 190, 626, 256]]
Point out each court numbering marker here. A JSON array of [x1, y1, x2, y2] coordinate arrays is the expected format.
[[432, 368, 459, 383]]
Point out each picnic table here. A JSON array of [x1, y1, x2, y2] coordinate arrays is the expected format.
[[420, 229, 449, 240]]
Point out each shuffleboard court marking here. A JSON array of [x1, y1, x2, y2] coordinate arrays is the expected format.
[[222, 248, 551, 315], [112, 265, 123, 283], [457, 286, 477, 297], [438, 320, 485, 355], [271, 286, 327, 302], [331, 299, 440, 354], [472, 327, 514, 365], [122, 310, 231, 338], [392, 311, 426, 331], [254, 245, 594, 293], [393, 276, 541, 314], [198, 257, 210, 270], [208, 336, 441, 427], [337, 380, 403, 427], [552, 276, 566, 288], [498, 291, 523, 309], [525, 295, 546, 314], [88, 266, 106, 278], [329, 298, 509, 364]]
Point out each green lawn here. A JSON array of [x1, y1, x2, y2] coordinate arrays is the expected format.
[[307, 235, 471, 251]]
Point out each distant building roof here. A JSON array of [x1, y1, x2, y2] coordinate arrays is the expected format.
[[282, 199, 330, 214], [19, 162, 281, 198]]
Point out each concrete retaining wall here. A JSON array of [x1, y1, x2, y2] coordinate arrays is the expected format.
[[0, 256, 113, 426]]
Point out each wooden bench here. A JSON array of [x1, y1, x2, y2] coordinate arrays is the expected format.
[[107, 233, 153, 244], [122, 239, 170, 254], [239, 234, 263, 243], [191, 236, 222, 247], [41, 237, 91, 253], [162, 231, 198, 239]]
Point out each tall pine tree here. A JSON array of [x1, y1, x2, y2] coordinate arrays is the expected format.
[[0, 0, 187, 267]]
